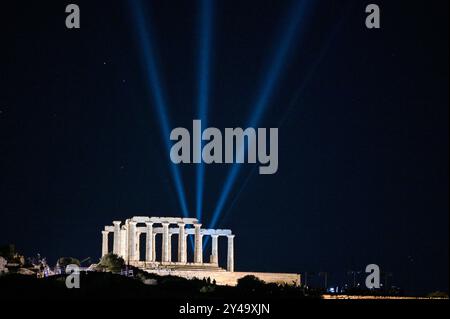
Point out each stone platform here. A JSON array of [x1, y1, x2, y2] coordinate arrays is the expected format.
[[143, 267, 301, 287]]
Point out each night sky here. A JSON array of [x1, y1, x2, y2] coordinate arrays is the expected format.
[[0, 0, 448, 295]]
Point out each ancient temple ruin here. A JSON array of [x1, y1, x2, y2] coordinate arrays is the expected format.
[[102, 216, 300, 286], [102, 216, 234, 271]]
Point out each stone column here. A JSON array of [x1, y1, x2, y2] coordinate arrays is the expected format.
[[152, 233, 157, 261], [194, 223, 203, 264], [167, 233, 173, 262], [120, 229, 127, 258], [227, 235, 235, 272], [101, 231, 109, 257], [177, 222, 187, 263], [128, 221, 137, 262], [210, 234, 219, 265], [145, 222, 154, 262], [113, 221, 121, 254], [135, 232, 140, 261], [162, 222, 170, 263]]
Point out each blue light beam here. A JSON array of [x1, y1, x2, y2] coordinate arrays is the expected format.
[[207, 1, 349, 235], [196, 0, 213, 222], [130, 0, 190, 217], [208, 0, 312, 230]]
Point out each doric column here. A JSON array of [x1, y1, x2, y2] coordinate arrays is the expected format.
[[128, 221, 137, 262], [145, 222, 154, 262], [227, 234, 235, 272], [152, 233, 157, 261], [210, 234, 219, 265], [120, 229, 127, 258], [162, 222, 170, 263], [194, 223, 203, 264], [135, 232, 140, 261], [101, 231, 109, 257], [168, 233, 173, 262], [113, 221, 121, 254], [177, 222, 187, 263]]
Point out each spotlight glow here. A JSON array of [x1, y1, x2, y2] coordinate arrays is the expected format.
[[208, 0, 312, 230], [130, 0, 190, 217], [196, 0, 213, 222]]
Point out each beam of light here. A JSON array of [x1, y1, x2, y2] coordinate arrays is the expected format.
[[205, 2, 353, 237], [278, 3, 355, 128], [130, 0, 190, 217], [203, 165, 257, 250], [214, 165, 258, 226], [196, 0, 213, 223], [207, 0, 312, 231]]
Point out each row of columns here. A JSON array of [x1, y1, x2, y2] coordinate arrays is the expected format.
[[102, 220, 235, 272]]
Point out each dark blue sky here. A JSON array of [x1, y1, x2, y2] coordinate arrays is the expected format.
[[0, 0, 448, 295]]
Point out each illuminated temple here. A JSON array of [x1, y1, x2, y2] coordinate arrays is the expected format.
[[102, 216, 300, 286]]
